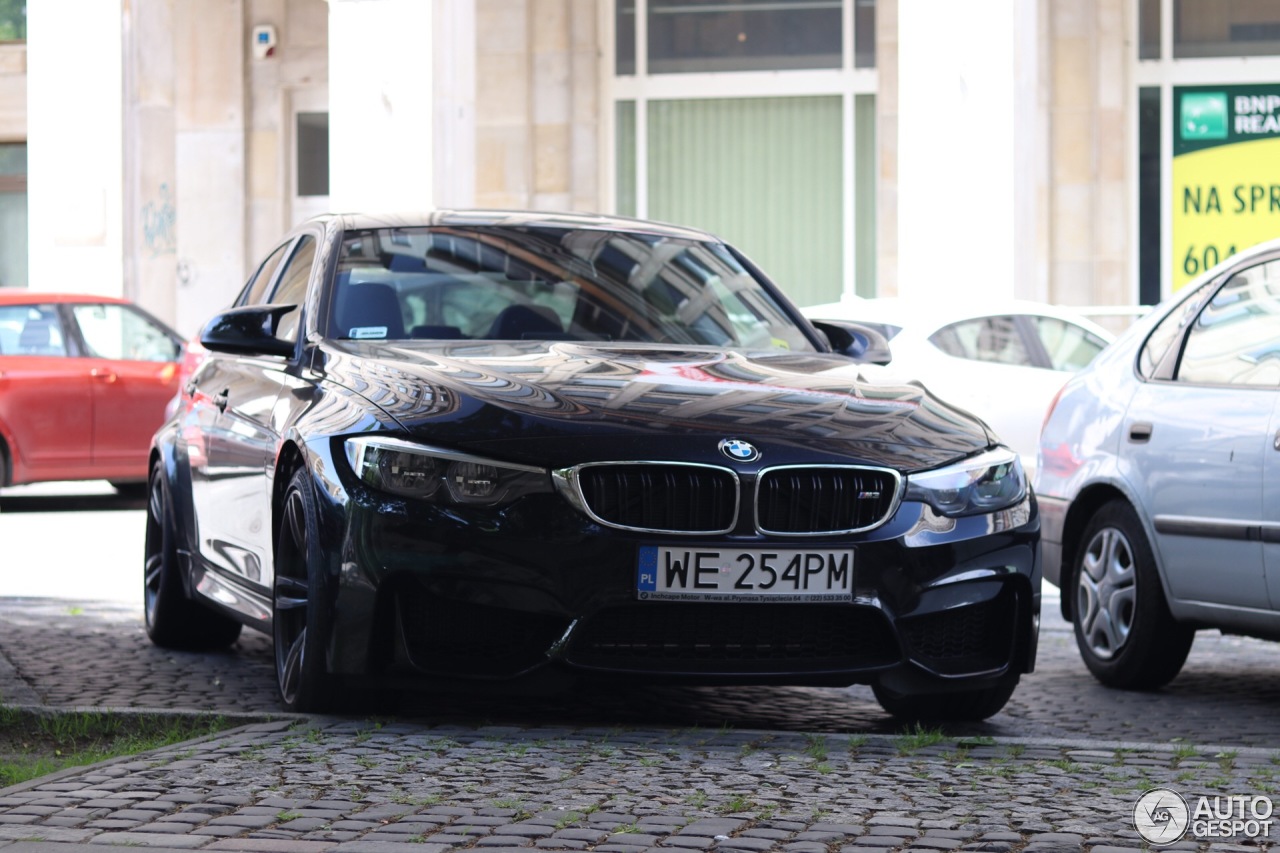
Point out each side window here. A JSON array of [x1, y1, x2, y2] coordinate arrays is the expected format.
[[1032, 317, 1107, 372], [239, 241, 294, 307], [268, 236, 317, 344], [1176, 260, 1280, 387], [1138, 280, 1215, 379], [1, 304, 68, 356], [71, 304, 179, 363], [930, 317, 1029, 365]]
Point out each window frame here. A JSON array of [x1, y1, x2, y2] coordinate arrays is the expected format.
[[607, 0, 878, 304]]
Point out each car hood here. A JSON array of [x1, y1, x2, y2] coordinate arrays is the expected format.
[[318, 340, 993, 470]]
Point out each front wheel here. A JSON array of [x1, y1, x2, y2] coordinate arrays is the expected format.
[[872, 678, 1018, 722], [273, 467, 338, 713], [1070, 500, 1193, 689], [143, 460, 242, 650]]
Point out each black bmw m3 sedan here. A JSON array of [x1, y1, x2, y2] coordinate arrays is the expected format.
[[145, 211, 1040, 718]]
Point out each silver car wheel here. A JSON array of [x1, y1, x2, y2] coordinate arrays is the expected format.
[[1076, 526, 1137, 660]]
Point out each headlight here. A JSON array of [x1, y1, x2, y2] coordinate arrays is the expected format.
[[904, 447, 1026, 517], [344, 437, 552, 507]]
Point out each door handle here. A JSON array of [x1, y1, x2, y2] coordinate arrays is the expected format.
[[90, 368, 118, 384], [1274, 429, 1280, 452], [214, 389, 229, 413], [1128, 422, 1153, 443]]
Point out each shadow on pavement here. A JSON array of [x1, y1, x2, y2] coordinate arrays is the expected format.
[[2, 597, 1278, 745], [0, 493, 146, 513]]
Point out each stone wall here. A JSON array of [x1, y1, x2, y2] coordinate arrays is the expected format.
[[475, 0, 599, 212], [0, 43, 24, 142], [1047, 0, 1131, 307]]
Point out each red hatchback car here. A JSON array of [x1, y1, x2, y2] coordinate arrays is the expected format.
[[0, 292, 184, 493]]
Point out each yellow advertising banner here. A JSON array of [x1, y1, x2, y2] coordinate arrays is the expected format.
[[1172, 86, 1280, 290]]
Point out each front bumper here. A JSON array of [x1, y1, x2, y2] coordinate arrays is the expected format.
[[322, 484, 1042, 694], [1037, 494, 1068, 589]]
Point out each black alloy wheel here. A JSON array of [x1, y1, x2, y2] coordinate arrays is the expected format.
[[143, 459, 241, 650], [273, 467, 337, 712], [1071, 499, 1193, 689]]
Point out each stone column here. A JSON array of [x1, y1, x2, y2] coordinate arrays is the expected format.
[[27, 0, 124, 297], [1048, 0, 1129, 308], [434, 0, 476, 209], [123, 0, 177, 324], [328, 0, 434, 211], [475, 0, 598, 212], [896, 0, 1041, 302], [173, 0, 248, 336]]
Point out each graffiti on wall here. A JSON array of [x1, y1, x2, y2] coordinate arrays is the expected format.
[[142, 183, 176, 257]]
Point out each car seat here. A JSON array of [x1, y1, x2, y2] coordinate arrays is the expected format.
[[333, 282, 405, 339], [485, 304, 565, 340], [18, 319, 63, 356]]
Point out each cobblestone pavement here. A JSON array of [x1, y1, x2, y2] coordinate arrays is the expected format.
[[2, 598, 1277, 744], [1, 597, 1279, 853]]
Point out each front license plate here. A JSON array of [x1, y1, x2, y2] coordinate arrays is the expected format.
[[637, 546, 853, 603]]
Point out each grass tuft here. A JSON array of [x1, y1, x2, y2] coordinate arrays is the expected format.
[[0, 708, 239, 788]]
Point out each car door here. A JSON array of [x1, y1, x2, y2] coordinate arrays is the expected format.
[[1266, 396, 1280, 611], [67, 302, 182, 474], [1126, 259, 1280, 610], [0, 303, 94, 483], [190, 234, 317, 595], [925, 315, 1060, 461]]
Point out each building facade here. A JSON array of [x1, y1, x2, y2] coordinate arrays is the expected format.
[[4, 0, 1280, 336]]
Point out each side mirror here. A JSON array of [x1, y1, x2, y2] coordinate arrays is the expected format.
[[200, 305, 297, 358], [810, 319, 893, 365]]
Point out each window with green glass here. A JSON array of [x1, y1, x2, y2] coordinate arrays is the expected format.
[[616, 101, 637, 217], [854, 94, 876, 298], [0, 0, 24, 41], [1139, 0, 1161, 59], [646, 97, 843, 307], [646, 0, 842, 74], [0, 143, 27, 289], [1175, 0, 1280, 58]]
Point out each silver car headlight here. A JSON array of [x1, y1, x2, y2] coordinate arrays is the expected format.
[[344, 437, 552, 507], [904, 447, 1027, 518]]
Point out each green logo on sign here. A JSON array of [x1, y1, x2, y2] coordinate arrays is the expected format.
[[1181, 92, 1228, 140]]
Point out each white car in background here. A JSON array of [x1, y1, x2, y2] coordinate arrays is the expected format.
[[801, 298, 1115, 472]]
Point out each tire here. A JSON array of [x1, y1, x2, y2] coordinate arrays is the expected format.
[[143, 460, 243, 650], [273, 467, 338, 713], [1070, 500, 1193, 689], [872, 678, 1018, 722]]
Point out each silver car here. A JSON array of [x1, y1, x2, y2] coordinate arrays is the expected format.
[[1036, 237, 1280, 688]]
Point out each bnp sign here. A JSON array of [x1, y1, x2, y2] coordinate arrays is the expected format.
[[1173, 84, 1280, 289]]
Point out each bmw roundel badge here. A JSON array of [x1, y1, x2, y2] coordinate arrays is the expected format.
[[719, 438, 761, 463]]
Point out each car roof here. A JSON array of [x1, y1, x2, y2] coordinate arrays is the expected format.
[[802, 296, 1116, 341], [307, 210, 721, 242], [0, 291, 132, 307]]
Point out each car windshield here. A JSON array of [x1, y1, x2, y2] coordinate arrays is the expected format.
[[326, 225, 817, 352]]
